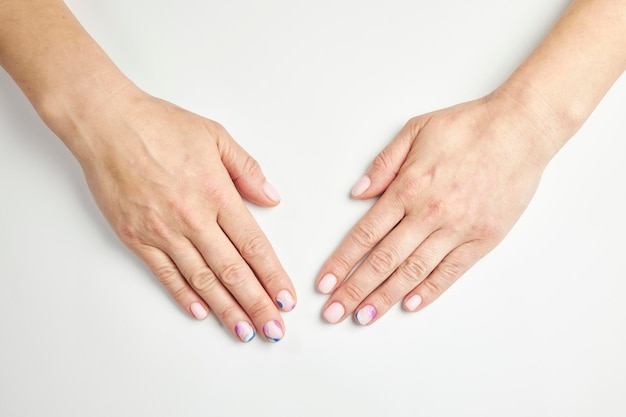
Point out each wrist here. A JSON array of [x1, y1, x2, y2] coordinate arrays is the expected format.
[[485, 79, 577, 167], [35, 66, 141, 162]]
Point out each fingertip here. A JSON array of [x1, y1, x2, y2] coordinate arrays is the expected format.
[[403, 294, 423, 312], [235, 321, 256, 343], [262, 180, 281, 204], [276, 289, 296, 312], [322, 302, 345, 324], [190, 301, 209, 320], [318, 273, 337, 294], [263, 320, 285, 343], [350, 175, 371, 198]]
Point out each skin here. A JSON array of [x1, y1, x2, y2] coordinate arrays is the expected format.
[[318, 0, 626, 325], [0, 0, 297, 343], [1, 0, 624, 339]]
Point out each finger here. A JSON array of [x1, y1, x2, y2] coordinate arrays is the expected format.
[[350, 116, 428, 199], [403, 242, 482, 312], [218, 202, 297, 313], [317, 192, 405, 295], [135, 244, 211, 321], [321, 216, 431, 324], [214, 124, 281, 207], [166, 238, 259, 343], [191, 223, 286, 343], [352, 230, 455, 326]]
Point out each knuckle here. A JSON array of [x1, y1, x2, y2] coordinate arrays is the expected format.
[[246, 299, 273, 320], [437, 258, 465, 281], [168, 282, 190, 303], [342, 282, 366, 304], [400, 255, 431, 283], [239, 235, 267, 261], [219, 262, 250, 288], [153, 262, 180, 285], [367, 247, 399, 276], [396, 173, 430, 203], [144, 211, 172, 241], [376, 289, 397, 308], [204, 119, 226, 136], [117, 222, 140, 245], [370, 149, 392, 173], [189, 269, 219, 293], [332, 255, 354, 276], [216, 304, 240, 324], [240, 154, 261, 177], [420, 278, 444, 300], [471, 220, 502, 241], [425, 198, 446, 219], [258, 269, 284, 289], [351, 221, 380, 249]]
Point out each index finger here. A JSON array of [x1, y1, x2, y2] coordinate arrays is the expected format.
[[317, 192, 405, 294]]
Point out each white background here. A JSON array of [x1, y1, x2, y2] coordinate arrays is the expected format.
[[1, 1, 625, 416]]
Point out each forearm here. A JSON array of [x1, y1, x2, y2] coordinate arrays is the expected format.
[[0, 0, 135, 153], [496, 0, 626, 160]]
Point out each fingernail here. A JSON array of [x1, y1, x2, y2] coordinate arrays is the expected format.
[[235, 321, 256, 343], [405, 294, 423, 311], [351, 175, 371, 197], [323, 302, 345, 324], [263, 320, 284, 343], [355, 305, 376, 325], [190, 302, 208, 320], [263, 181, 281, 202], [318, 273, 337, 294], [276, 290, 296, 312]]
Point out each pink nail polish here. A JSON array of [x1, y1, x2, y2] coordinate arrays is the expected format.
[[323, 302, 345, 324], [318, 273, 337, 294], [276, 289, 296, 312], [263, 320, 284, 343], [235, 321, 256, 343], [190, 302, 208, 320], [351, 175, 371, 197], [405, 294, 423, 311], [263, 181, 281, 202], [355, 305, 376, 325]]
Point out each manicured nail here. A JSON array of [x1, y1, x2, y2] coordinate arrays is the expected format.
[[355, 305, 376, 325], [323, 302, 345, 324], [405, 294, 423, 311], [263, 320, 284, 343], [351, 175, 371, 197], [276, 289, 296, 312], [190, 302, 208, 320], [318, 273, 337, 294], [235, 321, 256, 343], [263, 181, 281, 203]]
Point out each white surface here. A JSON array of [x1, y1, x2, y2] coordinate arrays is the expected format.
[[1, 1, 625, 416]]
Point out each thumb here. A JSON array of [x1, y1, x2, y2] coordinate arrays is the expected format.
[[217, 128, 280, 207], [351, 118, 423, 199]]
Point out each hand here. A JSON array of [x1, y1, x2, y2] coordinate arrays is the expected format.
[[72, 88, 296, 343], [317, 90, 559, 325]]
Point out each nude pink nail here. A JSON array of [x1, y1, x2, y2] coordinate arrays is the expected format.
[[263, 181, 281, 202], [405, 294, 423, 311], [190, 302, 208, 320], [351, 175, 371, 197], [323, 302, 345, 324], [318, 273, 337, 294]]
